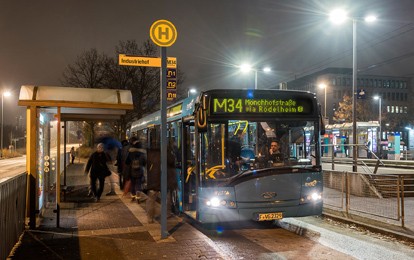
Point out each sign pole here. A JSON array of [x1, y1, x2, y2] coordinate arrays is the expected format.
[[149, 19, 177, 239], [160, 46, 168, 239], [119, 19, 177, 239]]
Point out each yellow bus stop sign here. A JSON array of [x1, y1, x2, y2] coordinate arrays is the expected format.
[[150, 20, 177, 47]]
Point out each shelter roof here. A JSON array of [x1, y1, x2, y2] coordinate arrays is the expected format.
[[18, 85, 133, 121]]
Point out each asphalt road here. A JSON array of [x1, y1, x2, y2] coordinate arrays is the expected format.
[[197, 217, 414, 259], [0, 156, 26, 183]]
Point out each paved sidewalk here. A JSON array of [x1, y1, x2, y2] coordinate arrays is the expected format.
[[7, 161, 414, 259], [8, 162, 227, 260]]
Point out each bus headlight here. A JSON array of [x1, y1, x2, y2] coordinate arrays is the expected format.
[[311, 192, 322, 201], [301, 192, 322, 203], [206, 197, 221, 207], [206, 197, 236, 208]]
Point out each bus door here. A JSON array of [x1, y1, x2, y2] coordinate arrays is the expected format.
[[182, 121, 197, 214], [168, 121, 183, 213]]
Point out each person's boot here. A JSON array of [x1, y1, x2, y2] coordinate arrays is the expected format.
[[106, 190, 116, 196]]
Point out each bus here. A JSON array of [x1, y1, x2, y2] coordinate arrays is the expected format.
[[131, 89, 324, 223]]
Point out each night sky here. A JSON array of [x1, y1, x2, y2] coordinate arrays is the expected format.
[[1, 0, 414, 124]]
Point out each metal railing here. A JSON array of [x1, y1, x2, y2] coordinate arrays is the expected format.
[[323, 170, 409, 227], [0, 172, 27, 260]]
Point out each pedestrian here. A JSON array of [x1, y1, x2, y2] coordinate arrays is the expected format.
[[145, 141, 178, 223], [366, 141, 372, 159], [70, 146, 76, 164], [84, 143, 112, 202], [116, 139, 130, 191], [125, 138, 146, 202]]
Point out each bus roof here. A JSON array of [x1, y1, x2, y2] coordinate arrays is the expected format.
[[130, 95, 196, 132]]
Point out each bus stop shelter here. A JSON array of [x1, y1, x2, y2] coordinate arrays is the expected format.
[[18, 85, 133, 229]]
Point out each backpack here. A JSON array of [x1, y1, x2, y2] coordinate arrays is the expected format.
[[130, 153, 143, 178]]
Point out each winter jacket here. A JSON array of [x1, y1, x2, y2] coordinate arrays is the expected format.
[[146, 147, 178, 191], [125, 146, 146, 179], [85, 151, 111, 177]]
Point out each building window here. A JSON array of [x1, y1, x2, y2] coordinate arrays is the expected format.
[[404, 107, 408, 113], [391, 80, 395, 88], [400, 106, 404, 113], [396, 106, 399, 113], [391, 106, 395, 113], [387, 106, 390, 112]]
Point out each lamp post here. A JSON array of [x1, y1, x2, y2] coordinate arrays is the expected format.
[[319, 83, 327, 118], [239, 64, 271, 89], [330, 9, 377, 172], [1, 91, 11, 158], [373, 96, 382, 153]]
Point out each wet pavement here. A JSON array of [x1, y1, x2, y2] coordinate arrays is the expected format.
[[6, 160, 414, 259]]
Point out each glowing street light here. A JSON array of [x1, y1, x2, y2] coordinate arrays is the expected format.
[[329, 9, 377, 172], [239, 63, 271, 89], [1, 90, 12, 158], [188, 88, 197, 97]]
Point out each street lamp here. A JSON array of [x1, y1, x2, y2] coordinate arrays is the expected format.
[[318, 83, 327, 118], [188, 88, 197, 97], [330, 9, 377, 172], [239, 63, 271, 89], [373, 96, 382, 155], [1, 90, 12, 158], [373, 96, 382, 139]]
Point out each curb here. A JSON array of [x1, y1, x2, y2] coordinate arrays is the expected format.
[[322, 212, 414, 243]]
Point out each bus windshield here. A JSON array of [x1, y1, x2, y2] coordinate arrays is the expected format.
[[200, 119, 317, 179]]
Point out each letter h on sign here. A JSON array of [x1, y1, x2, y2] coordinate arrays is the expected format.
[[158, 27, 170, 40]]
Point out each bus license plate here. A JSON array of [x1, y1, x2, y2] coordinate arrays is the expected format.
[[258, 212, 283, 221]]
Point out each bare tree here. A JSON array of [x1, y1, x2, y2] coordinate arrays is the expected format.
[[334, 94, 377, 123], [383, 111, 413, 131], [356, 99, 376, 122], [61, 49, 113, 146], [107, 40, 161, 120], [61, 40, 186, 141], [62, 48, 111, 88]]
